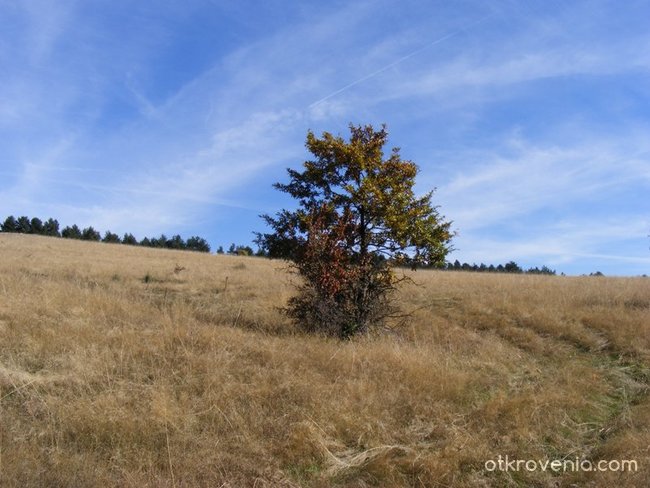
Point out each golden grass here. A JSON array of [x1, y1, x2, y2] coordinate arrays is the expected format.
[[0, 233, 648, 487]]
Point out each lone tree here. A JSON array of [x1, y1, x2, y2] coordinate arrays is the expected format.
[[257, 124, 453, 338]]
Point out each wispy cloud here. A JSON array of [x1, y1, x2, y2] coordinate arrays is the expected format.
[[454, 217, 650, 269], [429, 129, 649, 272], [435, 135, 650, 231]]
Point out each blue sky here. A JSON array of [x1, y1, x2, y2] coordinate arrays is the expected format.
[[1, 0, 649, 275]]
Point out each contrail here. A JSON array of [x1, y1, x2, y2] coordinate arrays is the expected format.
[[309, 13, 494, 108]]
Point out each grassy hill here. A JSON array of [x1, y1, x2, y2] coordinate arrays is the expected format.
[[0, 233, 648, 487]]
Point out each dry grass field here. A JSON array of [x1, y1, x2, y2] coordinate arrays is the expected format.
[[0, 233, 648, 487]]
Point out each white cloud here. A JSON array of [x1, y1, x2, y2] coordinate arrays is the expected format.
[[433, 135, 650, 232], [452, 218, 650, 268], [311, 3, 650, 112]]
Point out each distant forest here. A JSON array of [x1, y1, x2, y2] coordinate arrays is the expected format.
[[0, 215, 211, 253], [1, 214, 557, 274], [443, 259, 557, 275]]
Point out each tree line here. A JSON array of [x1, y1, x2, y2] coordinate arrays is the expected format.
[[0, 214, 557, 273], [215, 243, 267, 257], [0, 215, 211, 253], [443, 260, 557, 275]]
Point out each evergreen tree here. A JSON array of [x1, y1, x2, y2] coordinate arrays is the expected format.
[[29, 217, 44, 234], [16, 216, 31, 233], [122, 233, 138, 245], [186, 236, 210, 253], [43, 218, 60, 237], [102, 231, 121, 243], [81, 226, 101, 241], [1, 216, 18, 232], [62, 224, 82, 239], [151, 234, 167, 248], [504, 261, 522, 273], [167, 234, 186, 250]]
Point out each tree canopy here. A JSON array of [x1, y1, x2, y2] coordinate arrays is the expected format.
[[258, 124, 453, 269], [257, 124, 454, 337]]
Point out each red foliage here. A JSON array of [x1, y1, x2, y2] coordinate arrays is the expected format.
[[301, 206, 358, 297]]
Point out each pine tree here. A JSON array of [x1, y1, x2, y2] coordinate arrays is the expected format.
[[29, 217, 44, 234], [16, 216, 31, 233], [102, 231, 121, 243], [43, 218, 60, 236], [186, 236, 210, 253], [81, 226, 101, 241], [122, 233, 138, 245], [62, 225, 82, 239], [1, 216, 18, 232]]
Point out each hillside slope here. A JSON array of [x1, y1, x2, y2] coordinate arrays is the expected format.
[[0, 234, 648, 487]]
